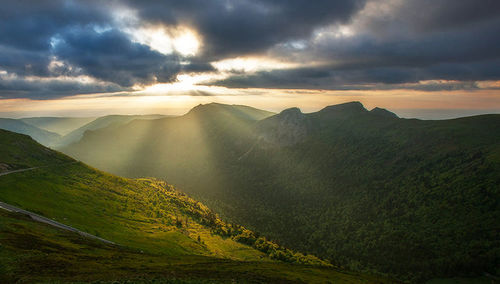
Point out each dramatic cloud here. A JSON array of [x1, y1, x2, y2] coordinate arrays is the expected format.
[[53, 27, 181, 87], [0, 71, 126, 100], [123, 0, 367, 59], [221, 0, 500, 89], [0, 0, 499, 100]]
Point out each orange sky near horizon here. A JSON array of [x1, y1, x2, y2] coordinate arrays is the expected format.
[[1, 87, 500, 119]]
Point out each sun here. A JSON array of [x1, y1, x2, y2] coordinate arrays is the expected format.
[[172, 29, 200, 57]]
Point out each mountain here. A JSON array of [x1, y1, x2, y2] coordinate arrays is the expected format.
[[0, 118, 61, 147], [187, 102, 275, 120], [0, 115, 168, 148], [61, 103, 274, 181], [55, 114, 167, 147], [370, 107, 399, 118], [21, 117, 96, 135], [0, 128, 389, 283], [61, 102, 500, 282], [256, 107, 312, 146]]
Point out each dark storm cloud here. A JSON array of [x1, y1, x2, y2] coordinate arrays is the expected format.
[[211, 58, 500, 91], [310, 20, 500, 68], [124, 0, 367, 59], [389, 0, 500, 32], [215, 0, 500, 89], [53, 28, 181, 87], [0, 76, 126, 100], [1, 0, 500, 99], [0, 0, 111, 78], [0, 0, 181, 98], [0, 0, 109, 51]]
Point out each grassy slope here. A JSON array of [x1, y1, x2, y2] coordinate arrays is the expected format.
[[61, 103, 500, 281], [0, 129, 387, 283], [0, 129, 72, 172], [0, 210, 386, 283]]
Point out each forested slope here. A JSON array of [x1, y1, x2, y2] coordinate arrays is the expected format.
[[62, 102, 500, 281]]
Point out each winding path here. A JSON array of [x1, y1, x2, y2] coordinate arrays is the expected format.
[[0, 166, 40, 176], [0, 162, 116, 245]]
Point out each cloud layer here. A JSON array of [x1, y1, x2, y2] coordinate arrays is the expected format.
[[0, 0, 499, 99]]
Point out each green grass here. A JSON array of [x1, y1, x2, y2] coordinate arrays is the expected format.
[[0, 163, 263, 259], [0, 210, 393, 283], [0, 129, 71, 171], [0, 129, 395, 282], [425, 277, 494, 284]]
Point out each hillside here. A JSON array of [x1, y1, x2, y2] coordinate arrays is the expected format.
[[61, 103, 274, 182], [21, 117, 96, 135], [54, 114, 167, 147], [62, 102, 500, 282], [1, 208, 387, 283], [0, 129, 71, 173], [0, 129, 386, 283], [0, 118, 61, 147]]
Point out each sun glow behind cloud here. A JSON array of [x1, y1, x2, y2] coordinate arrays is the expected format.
[[212, 57, 300, 73], [139, 73, 227, 94], [127, 25, 200, 56]]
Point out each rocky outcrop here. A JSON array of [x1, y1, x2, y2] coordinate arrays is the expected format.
[[256, 107, 311, 146]]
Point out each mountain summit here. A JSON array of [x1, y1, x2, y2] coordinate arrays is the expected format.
[[257, 107, 311, 146], [319, 101, 367, 114]]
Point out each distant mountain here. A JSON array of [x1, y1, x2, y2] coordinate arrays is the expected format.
[[21, 117, 96, 135], [62, 102, 500, 282], [55, 114, 167, 147], [61, 103, 274, 177], [0, 129, 379, 283], [0, 118, 61, 147]]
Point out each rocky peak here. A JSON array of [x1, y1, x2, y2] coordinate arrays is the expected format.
[[370, 107, 398, 118], [319, 101, 367, 114], [279, 107, 302, 116], [256, 107, 310, 146]]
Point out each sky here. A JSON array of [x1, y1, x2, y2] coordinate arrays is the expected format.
[[0, 0, 499, 119]]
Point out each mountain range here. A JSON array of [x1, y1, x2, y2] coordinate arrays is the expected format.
[[1, 102, 499, 282], [59, 102, 500, 282], [20, 117, 97, 136], [0, 118, 62, 147], [0, 115, 169, 148]]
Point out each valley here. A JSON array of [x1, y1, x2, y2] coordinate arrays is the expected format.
[[0, 128, 385, 283]]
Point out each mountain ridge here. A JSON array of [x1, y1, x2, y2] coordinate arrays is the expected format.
[[20, 117, 97, 135], [0, 118, 61, 147], [60, 102, 500, 281]]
